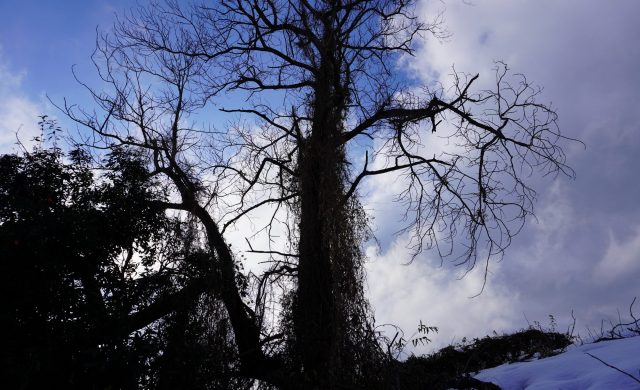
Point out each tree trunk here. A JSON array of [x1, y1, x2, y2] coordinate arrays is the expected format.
[[295, 37, 348, 386]]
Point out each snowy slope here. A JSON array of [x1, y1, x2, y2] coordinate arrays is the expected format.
[[475, 336, 640, 389]]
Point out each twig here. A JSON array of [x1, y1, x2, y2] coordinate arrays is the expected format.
[[585, 352, 640, 385]]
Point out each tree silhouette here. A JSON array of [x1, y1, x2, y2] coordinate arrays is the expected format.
[[57, 0, 572, 388], [0, 141, 250, 388]]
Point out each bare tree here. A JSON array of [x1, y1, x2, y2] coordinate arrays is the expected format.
[[62, 0, 573, 388]]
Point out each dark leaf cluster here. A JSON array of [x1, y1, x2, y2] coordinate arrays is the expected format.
[[0, 146, 243, 389]]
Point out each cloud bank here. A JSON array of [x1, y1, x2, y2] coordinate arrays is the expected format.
[[0, 52, 42, 153], [364, 0, 640, 353]]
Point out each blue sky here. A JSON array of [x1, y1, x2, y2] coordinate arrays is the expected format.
[[0, 0, 135, 94], [1, 0, 640, 354], [0, 0, 140, 148]]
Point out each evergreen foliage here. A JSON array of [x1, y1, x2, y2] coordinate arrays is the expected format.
[[0, 143, 242, 388]]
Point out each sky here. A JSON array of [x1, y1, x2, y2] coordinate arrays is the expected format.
[[0, 0, 137, 149], [365, 0, 640, 354], [1, 0, 639, 355]]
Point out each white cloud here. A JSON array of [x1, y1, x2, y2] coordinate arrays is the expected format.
[[0, 59, 25, 92], [0, 96, 41, 152], [359, 0, 640, 352], [365, 235, 521, 356], [594, 227, 640, 285], [0, 52, 42, 153]]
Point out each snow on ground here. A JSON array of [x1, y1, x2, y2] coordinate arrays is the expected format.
[[475, 336, 640, 389]]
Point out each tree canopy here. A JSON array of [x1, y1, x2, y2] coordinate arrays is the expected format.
[[0, 139, 251, 388]]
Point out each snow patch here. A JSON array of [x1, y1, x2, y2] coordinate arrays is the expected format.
[[475, 336, 640, 389]]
